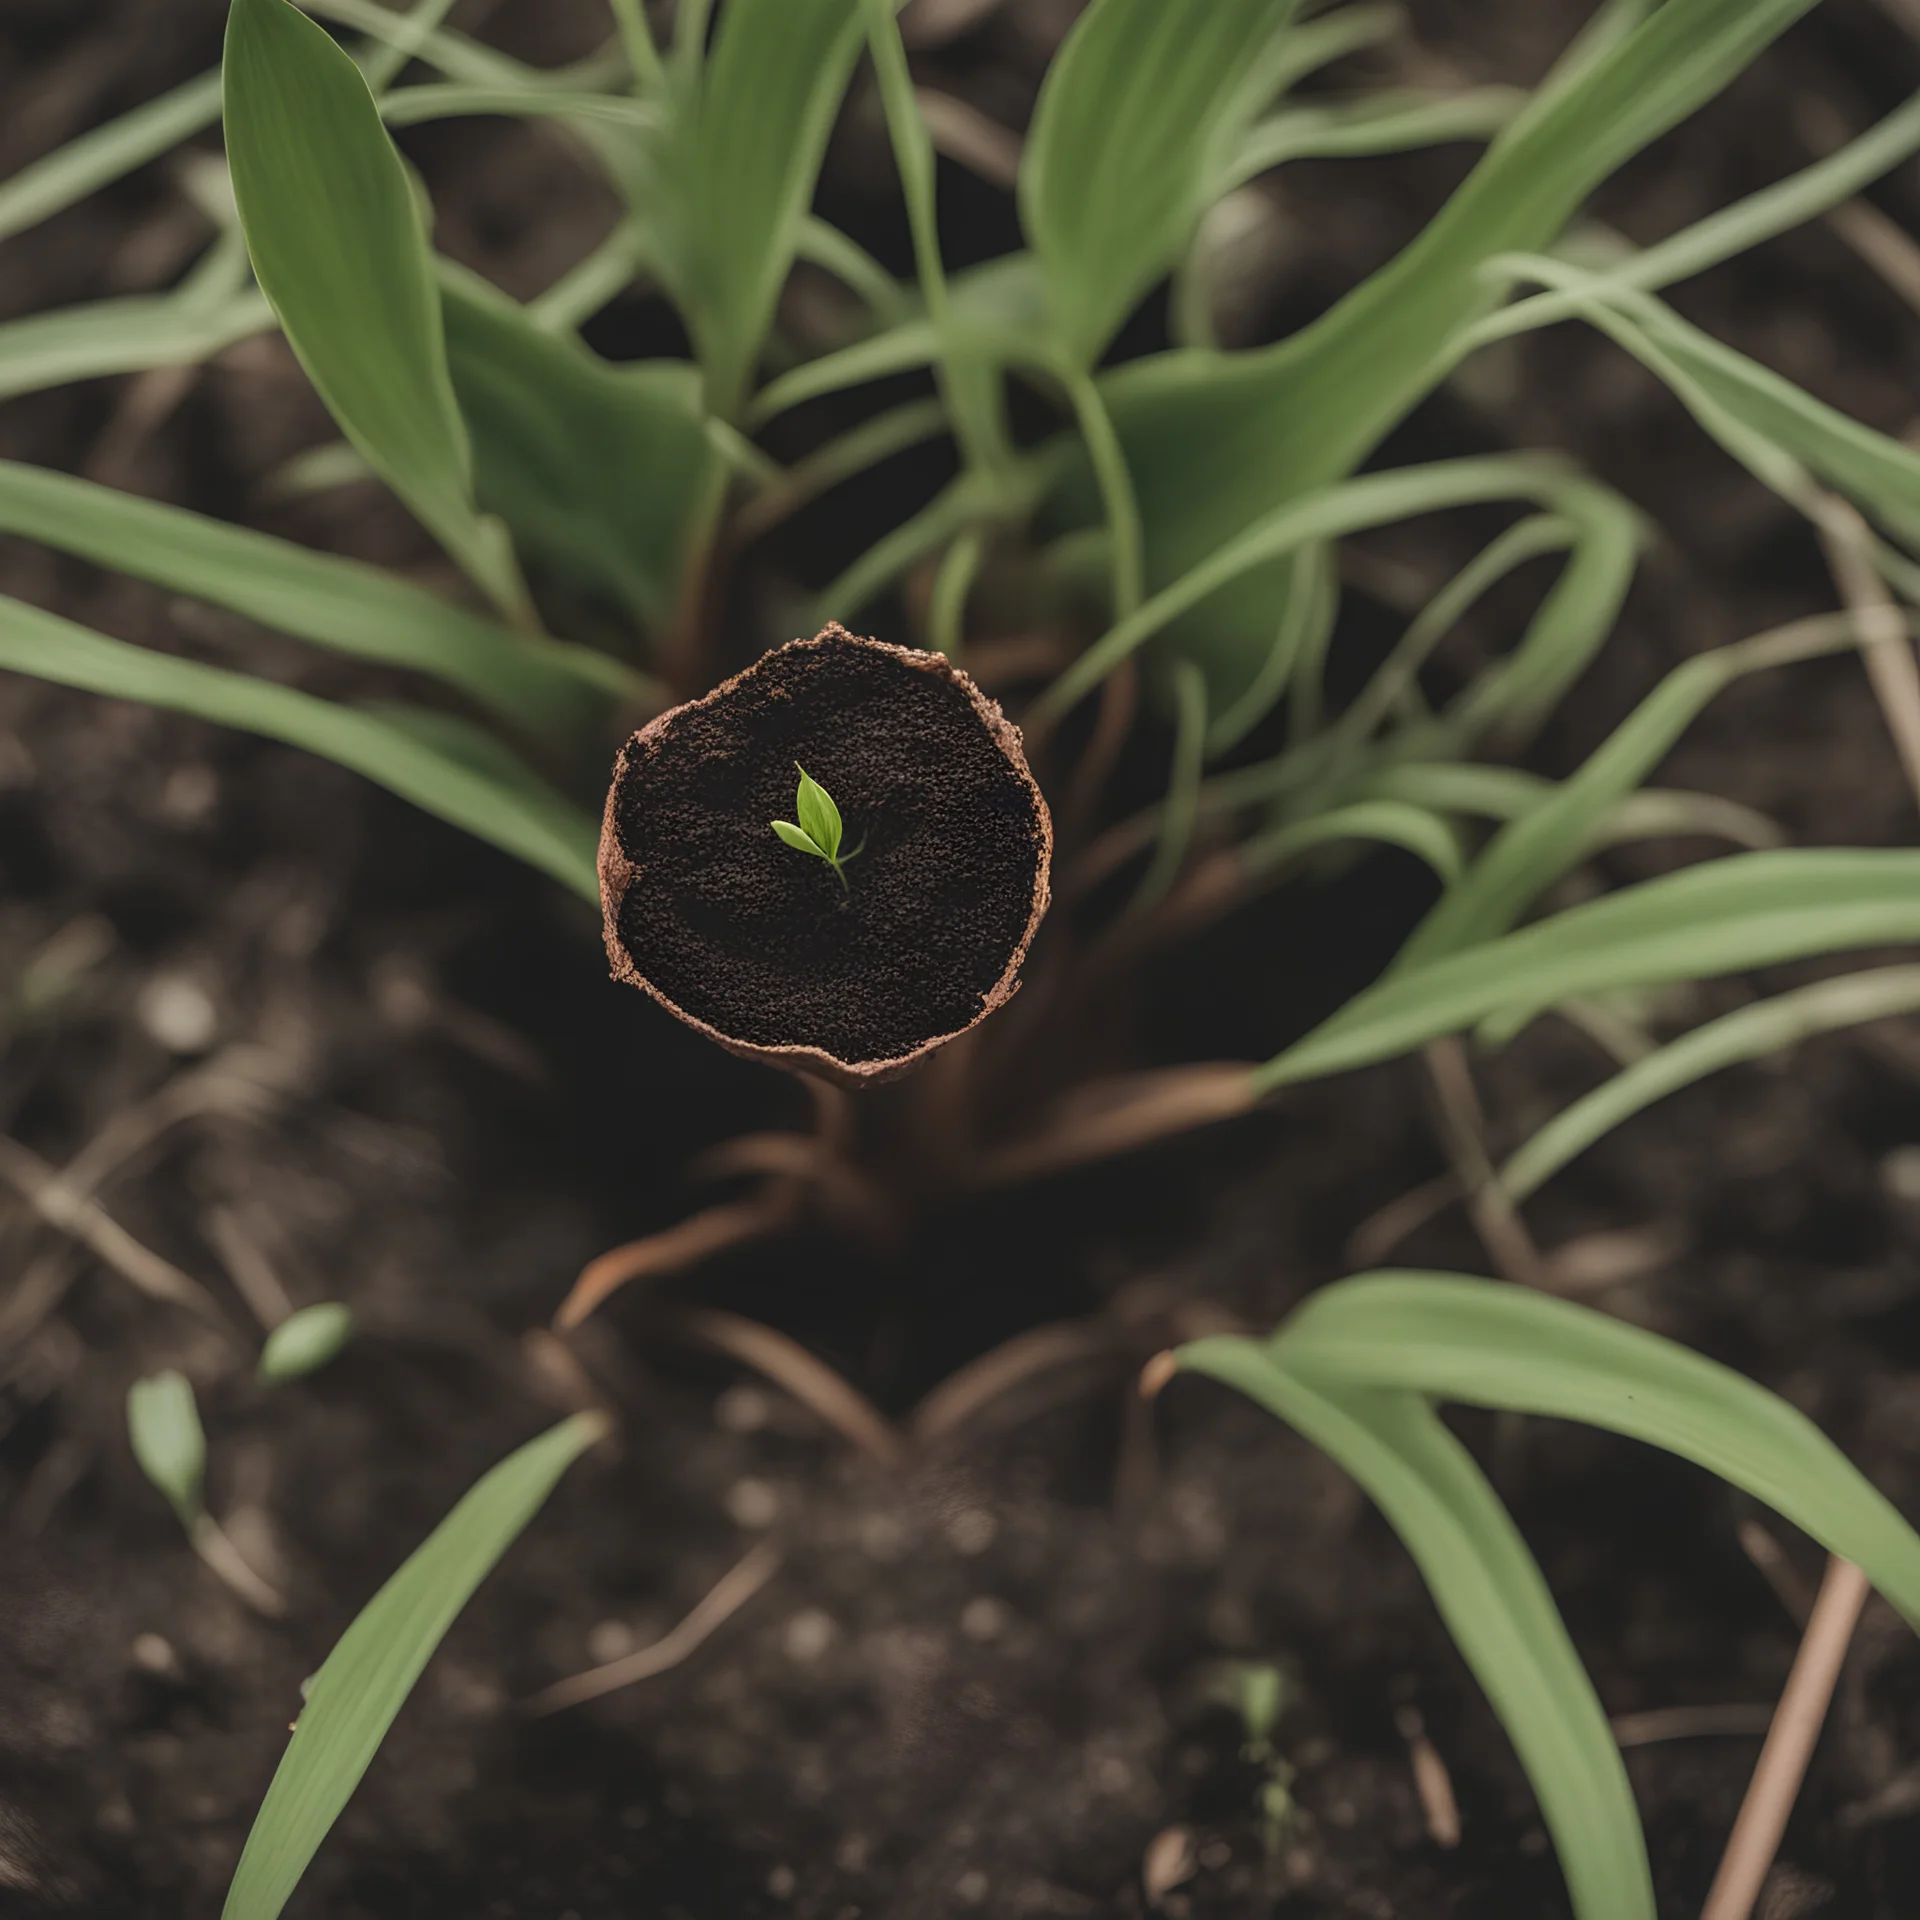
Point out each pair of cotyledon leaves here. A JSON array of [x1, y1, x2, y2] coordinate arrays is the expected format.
[[770, 763, 864, 888]]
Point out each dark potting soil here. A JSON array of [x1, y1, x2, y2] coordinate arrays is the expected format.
[[606, 632, 1047, 1072]]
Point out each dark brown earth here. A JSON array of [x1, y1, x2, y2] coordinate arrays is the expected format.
[[603, 629, 1048, 1079], [6, 2, 1920, 1918]]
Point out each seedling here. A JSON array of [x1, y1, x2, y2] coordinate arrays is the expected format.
[[771, 764, 864, 891], [258, 1302, 354, 1384]]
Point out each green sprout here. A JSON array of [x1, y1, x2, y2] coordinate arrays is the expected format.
[[771, 764, 864, 891]]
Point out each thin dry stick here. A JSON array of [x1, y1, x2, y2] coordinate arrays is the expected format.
[[1739, 1518, 1818, 1627], [190, 1512, 287, 1618], [1700, 1556, 1872, 1920], [1343, 1171, 1465, 1271], [911, 1316, 1118, 1442], [553, 1191, 792, 1331], [1815, 497, 1920, 810], [1610, 1703, 1776, 1749], [967, 1063, 1258, 1188], [0, 1136, 229, 1327], [524, 1540, 783, 1715], [669, 1306, 904, 1465], [1421, 1039, 1549, 1289], [1395, 1706, 1463, 1847], [1056, 654, 1137, 847]]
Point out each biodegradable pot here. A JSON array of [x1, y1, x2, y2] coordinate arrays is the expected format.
[[599, 625, 1052, 1087]]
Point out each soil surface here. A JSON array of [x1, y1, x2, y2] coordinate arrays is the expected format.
[[6, 2, 1920, 1919], [605, 630, 1048, 1076]]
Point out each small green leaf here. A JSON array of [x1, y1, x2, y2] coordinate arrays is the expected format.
[[221, 1414, 603, 1920], [259, 1303, 354, 1383], [128, 1370, 206, 1525], [793, 765, 843, 859], [772, 818, 826, 858]]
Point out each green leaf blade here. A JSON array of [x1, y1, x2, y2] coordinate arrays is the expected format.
[[1277, 1274, 1920, 1631], [0, 594, 600, 900], [1020, 0, 1299, 364], [223, 0, 523, 617], [772, 818, 825, 857], [1256, 848, 1920, 1093], [221, 1413, 601, 1920], [1177, 1340, 1654, 1920], [128, 1370, 207, 1525], [258, 1303, 355, 1383], [0, 459, 632, 742], [793, 765, 843, 859]]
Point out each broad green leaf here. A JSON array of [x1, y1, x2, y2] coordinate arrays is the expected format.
[[640, 0, 864, 414], [223, 0, 526, 619], [0, 595, 599, 900], [1400, 612, 1863, 967], [1501, 966, 1920, 1201], [128, 1370, 207, 1525], [438, 264, 710, 628], [221, 1414, 602, 1920], [0, 70, 223, 245], [794, 765, 843, 857], [1254, 847, 1920, 1092], [0, 460, 637, 742], [1177, 1342, 1652, 1920], [1020, 0, 1299, 365], [258, 1303, 355, 1383], [1268, 1273, 1920, 1630], [1090, 0, 1821, 711]]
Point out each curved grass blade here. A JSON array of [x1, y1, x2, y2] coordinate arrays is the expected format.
[[0, 286, 274, 403], [0, 460, 638, 740], [1238, 799, 1464, 888], [0, 595, 599, 900], [1176, 1341, 1653, 1920], [221, 1413, 603, 1920], [223, 0, 527, 620], [0, 70, 223, 245], [1271, 1273, 1920, 1628], [1501, 965, 1920, 1201], [1255, 847, 1920, 1092], [1400, 611, 1866, 968], [1020, 0, 1299, 365]]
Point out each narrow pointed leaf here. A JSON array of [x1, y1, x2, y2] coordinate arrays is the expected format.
[[223, 0, 524, 617], [1255, 848, 1920, 1092], [1501, 966, 1920, 1199], [0, 459, 634, 741], [0, 595, 599, 899], [1272, 1273, 1920, 1629], [1177, 1341, 1653, 1920], [221, 1414, 602, 1920]]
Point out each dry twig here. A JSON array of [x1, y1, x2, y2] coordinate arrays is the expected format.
[[525, 1541, 782, 1714], [1701, 1556, 1872, 1920]]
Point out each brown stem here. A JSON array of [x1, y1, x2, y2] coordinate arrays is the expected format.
[[1700, 1555, 1871, 1920], [552, 1191, 792, 1331]]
